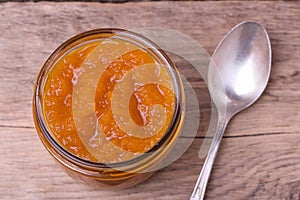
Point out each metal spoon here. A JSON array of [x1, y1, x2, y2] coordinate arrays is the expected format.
[[190, 21, 272, 200]]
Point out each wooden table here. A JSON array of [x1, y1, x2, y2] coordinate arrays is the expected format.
[[1, 1, 300, 199]]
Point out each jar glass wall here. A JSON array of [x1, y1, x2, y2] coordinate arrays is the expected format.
[[33, 29, 185, 189]]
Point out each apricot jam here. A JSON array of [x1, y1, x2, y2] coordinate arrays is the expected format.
[[33, 29, 184, 188]]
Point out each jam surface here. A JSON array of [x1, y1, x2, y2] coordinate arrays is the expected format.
[[43, 38, 175, 163]]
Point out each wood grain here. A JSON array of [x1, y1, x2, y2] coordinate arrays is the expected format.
[[1, 127, 300, 199], [0, 1, 300, 199]]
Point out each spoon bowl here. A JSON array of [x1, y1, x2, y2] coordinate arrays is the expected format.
[[190, 21, 271, 200], [209, 21, 271, 117]]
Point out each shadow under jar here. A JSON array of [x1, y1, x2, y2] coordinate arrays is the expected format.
[[33, 28, 185, 189]]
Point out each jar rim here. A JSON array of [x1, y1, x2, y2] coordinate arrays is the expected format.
[[33, 28, 184, 171]]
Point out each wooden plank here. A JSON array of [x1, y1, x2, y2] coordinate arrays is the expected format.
[[0, 1, 299, 137], [1, 127, 300, 199]]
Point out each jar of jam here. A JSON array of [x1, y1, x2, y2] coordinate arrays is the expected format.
[[33, 29, 184, 189]]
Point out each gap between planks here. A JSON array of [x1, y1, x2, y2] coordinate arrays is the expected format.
[[0, 124, 294, 139]]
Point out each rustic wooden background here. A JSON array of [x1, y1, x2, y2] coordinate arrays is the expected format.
[[1, 1, 300, 200]]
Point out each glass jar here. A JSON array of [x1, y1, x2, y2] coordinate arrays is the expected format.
[[33, 28, 185, 189]]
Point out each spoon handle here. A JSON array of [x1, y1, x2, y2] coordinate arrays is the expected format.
[[190, 117, 228, 200]]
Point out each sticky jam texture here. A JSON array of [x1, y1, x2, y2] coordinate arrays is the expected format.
[[43, 39, 175, 163]]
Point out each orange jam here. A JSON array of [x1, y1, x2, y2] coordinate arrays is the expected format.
[[43, 37, 176, 163]]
